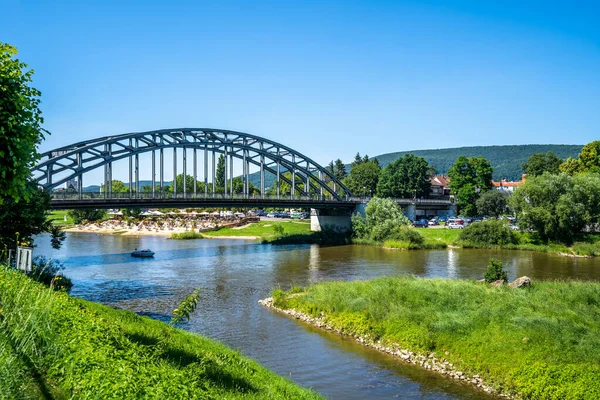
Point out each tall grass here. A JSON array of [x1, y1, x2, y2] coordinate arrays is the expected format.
[[0, 266, 321, 399], [274, 277, 600, 399], [170, 231, 204, 240]]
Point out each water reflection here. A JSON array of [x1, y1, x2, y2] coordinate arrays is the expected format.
[[34, 233, 599, 400]]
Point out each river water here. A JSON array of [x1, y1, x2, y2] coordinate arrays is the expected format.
[[35, 233, 599, 399]]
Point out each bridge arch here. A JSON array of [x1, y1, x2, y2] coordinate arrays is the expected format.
[[33, 128, 352, 201]]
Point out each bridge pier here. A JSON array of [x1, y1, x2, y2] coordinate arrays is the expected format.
[[310, 208, 353, 232]]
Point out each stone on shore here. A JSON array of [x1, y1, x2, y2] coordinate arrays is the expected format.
[[509, 276, 532, 288], [491, 279, 505, 287]]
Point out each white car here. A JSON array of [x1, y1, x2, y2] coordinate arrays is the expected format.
[[447, 218, 465, 229]]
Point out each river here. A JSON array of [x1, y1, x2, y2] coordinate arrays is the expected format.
[[35, 233, 599, 399]]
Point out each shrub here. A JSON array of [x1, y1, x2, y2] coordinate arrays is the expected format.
[[484, 258, 507, 283], [459, 220, 517, 247], [389, 226, 425, 246], [572, 242, 600, 257], [273, 224, 285, 235], [170, 231, 203, 240], [30, 256, 72, 292]]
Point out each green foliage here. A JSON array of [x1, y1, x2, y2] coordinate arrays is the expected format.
[[273, 224, 285, 235], [522, 151, 563, 176], [476, 190, 508, 217], [170, 288, 201, 326], [459, 220, 517, 247], [389, 226, 425, 246], [48, 225, 66, 250], [274, 277, 600, 399], [267, 172, 316, 196], [333, 159, 347, 180], [561, 140, 600, 175], [215, 154, 226, 190], [448, 155, 493, 216], [483, 258, 508, 283], [511, 173, 600, 243], [0, 268, 321, 399], [343, 159, 381, 197], [352, 198, 411, 242], [0, 183, 65, 250], [376, 154, 432, 198], [30, 256, 73, 292], [170, 231, 204, 240], [0, 42, 48, 204], [572, 242, 600, 257], [67, 209, 107, 224], [121, 207, 142, 219], [246, 145, 582, 192]]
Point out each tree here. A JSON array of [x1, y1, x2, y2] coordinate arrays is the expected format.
[[0, 183, 65, 250], [351, 197, 411, 241], [343, 159, 381, 197], [168, 174, 195, 193], [510, 172, 600, 243], [267, 172, 317, 196], [334, 159, 347, 180], [476, 190, 508, 218], [376, 154, 432, 198], [0, 42, 48, 203], [100, 179, 129, 193], [522, 151, 563, 176], [67, 209, 107, 224], [448, 156, 493, 216], [215, 154, 225, 192], [559, 141, 600, 175], [122, 208, 142, 219]]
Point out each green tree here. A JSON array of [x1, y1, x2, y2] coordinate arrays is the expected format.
[[476, 190, 508, 218], [334, 159, 347, 180], [100, 179, 130, 193], [351, 197, 411, 241], [448, 156, 493, 216], [0, 42, 48, 203], [343, 159, 381, 197], [121, 208, 142, 219], [215, 154, 225, 192], [484, 258, 508, 283], [168, 174, 195, 193], [351, 153, 363, 168], [376, 154, 432, 198], [0, 184, 66, 250], [510, 173, 600, 243], [521, 151, 563, 176], [67, 209, 107, 224], [267, 172, 317, 196], [559, 141, 600, 175]]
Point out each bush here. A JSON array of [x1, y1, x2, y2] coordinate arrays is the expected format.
[[389, 226, 425, 246], [273, 224, 285, 235], [459, 220, 517, 247], [352, 198, 411, 242], [484, 258, 507, 283], [30, 256, 72, 292], [170, 231, 203, 240]]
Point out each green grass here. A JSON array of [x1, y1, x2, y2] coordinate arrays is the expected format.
[[0, 267, 322, 399], [47, 210, 75, 225], [273, 277, 600, 399], [418, 228, 461, 245], [170, 231, 204, 240], [203, 221, 312, 239]]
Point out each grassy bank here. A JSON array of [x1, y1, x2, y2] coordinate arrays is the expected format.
[[0, 267, 321, 399], [272, 277, 600, 399], [170, 231, 205, 240], [203, 220, 312, 240], [47, 210, 74, 225]]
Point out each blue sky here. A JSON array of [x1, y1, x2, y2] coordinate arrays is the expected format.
[[2, 0, 599, 176]]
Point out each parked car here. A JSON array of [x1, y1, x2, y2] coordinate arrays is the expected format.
[[428, 218, 439, 226], [447, 218, 465, 229], [413, 219, 429, 228], [266, 212, 277, 218], [256, 210, 267, 217]]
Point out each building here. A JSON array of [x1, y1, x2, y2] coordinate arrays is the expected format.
[[429, 175, 451, 197], [491, 174, 527, 193]]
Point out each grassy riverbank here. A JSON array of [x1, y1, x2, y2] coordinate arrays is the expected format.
[[48, 210, 74, 225], [203, 220, 311, 240], [272, 277, 600, 399], [0, 267, 321, 399]]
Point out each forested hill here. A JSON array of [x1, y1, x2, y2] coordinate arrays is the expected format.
[[373, 144, 582, 181]]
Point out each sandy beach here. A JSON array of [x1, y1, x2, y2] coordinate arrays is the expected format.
[[63, 225, 260, 240]]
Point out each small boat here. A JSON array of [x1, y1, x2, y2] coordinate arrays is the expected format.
[[131, 249, 155, 258]]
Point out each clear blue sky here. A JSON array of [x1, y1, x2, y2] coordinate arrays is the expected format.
[[2, 0, 599, 171]]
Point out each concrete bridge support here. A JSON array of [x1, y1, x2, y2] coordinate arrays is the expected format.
[[310, 208, 354, 232]]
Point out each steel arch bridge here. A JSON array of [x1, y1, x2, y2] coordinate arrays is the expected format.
[[33, 128, 354, 209]]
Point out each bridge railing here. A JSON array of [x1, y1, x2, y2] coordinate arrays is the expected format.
[[49, 192, 454, 206], [50, 192, 358, 203]]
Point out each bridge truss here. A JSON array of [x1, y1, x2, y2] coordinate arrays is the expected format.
[[32, 128, 353, 203]]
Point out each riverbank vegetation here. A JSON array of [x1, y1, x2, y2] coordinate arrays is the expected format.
[[272, 277, 600, 399], [0, 266, 321, 399], [170, 230, 205, 240], [203, 220, 310, 239]]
